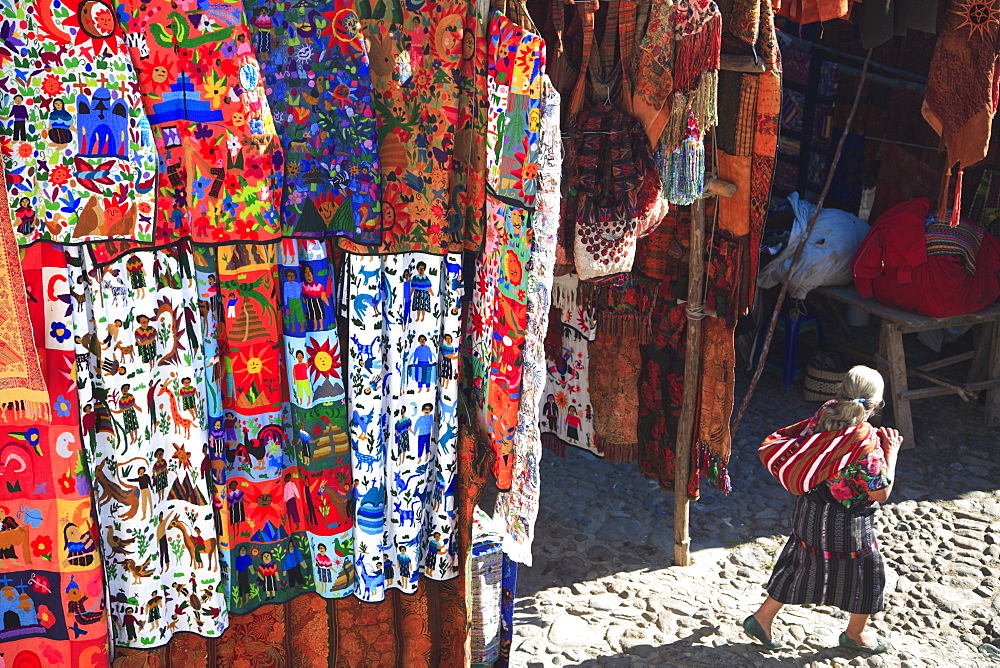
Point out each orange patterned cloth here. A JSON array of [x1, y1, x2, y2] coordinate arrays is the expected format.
[[0, 168, 49, 423]]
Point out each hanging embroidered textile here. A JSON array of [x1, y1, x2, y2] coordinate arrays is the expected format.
[[0, 167, 50, 421], [275, 238, 355, 600], [493, 77, 560, 565], [468, 11, 545, 492], [539, 301, 599, 456], [68, 241, 228, 648], [1, 0, 159, 246], [341, 0, 467, 255], [923, 0, 1000, 172], [0, 243, 110, 666], [243, 0, 383, 243], [195, 242, 354, 615], [342, 252, 463, 602], [116, 0, 283, 244]]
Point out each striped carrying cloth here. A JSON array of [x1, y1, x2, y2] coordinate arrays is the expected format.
[[758, 401, 878, 495], [925, 219, 985, 275]]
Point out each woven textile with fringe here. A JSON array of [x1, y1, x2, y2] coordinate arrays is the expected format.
[[0, 168, 49, 424]]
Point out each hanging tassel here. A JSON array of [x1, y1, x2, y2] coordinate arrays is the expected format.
[[663, 114, 705, 205], [671, 13, 722, 94], [951, 167, 964, 227]]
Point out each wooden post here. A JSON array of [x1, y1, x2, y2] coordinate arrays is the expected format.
[[674, 197, 708, 567]]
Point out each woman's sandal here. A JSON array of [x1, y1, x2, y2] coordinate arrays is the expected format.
[[839, 632, 889, 654], [742, 615, 784, 650]]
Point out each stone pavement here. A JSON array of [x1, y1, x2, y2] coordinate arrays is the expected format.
[[509, 370, 1000, 667]]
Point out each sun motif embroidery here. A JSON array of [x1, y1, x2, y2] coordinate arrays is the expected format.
[[952, 0, 1000, 39]]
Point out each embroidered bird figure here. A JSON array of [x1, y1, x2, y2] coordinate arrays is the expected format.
[[122, 556, 155, 584], [104, 526, 136, 556]]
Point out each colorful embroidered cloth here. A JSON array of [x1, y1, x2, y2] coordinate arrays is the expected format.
[[341, 0, 467, 255], [1, 0, 158, 245], [69, 241, 228, 648], [759, 404, 879, 496], [116, 0, 284, 244], [244, 0, 383, 243], [0, 164, 50, 422], [470, 11, 545, 492], [493, 76, 560, 565], [195, 242, 354, 615], [0, 243, 110, 665], [540, 304, 599, 456], [342, 252, 463, 602], [825, 448, 891, 508], [925, 219, 985, 274], [470, 507, 502, 665]]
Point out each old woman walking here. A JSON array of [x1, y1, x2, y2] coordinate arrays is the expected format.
[[743, 366, 901, 654]]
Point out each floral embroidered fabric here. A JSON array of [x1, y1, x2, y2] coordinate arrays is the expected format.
[[825, 449, 891, 509]]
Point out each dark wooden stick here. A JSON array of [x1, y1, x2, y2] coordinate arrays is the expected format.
[[674, 197, 707, 567], [731, 49, 873, 439]]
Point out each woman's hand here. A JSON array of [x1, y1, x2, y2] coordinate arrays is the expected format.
[[877, 427, 902, 457]]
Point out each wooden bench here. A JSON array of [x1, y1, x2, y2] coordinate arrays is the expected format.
[[815, 285, 1000, 450]]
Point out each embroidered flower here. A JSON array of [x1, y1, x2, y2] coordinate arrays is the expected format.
[[58, 472, 77, 495], [865, 453, 884, 475], [829, 479, 854, 501], [24, 428, 40, 450], [36, 605, 56, 628], [31, 535, 53, 559], [53, 395, 71, 417], [50, 322, 71, 343]]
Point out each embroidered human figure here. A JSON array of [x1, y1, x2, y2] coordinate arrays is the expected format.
[[117, 383, 142, 444], [293, 350, 311, 405], [284, 472, 302, 526], [410, 262, 434, 322], [122, 606, 139, 643], [63, 522, 96, 567], [134, 316, 158, 370], [397, 544, 412, 581], [48, 98, 73, 146], [145, 592, 163, 630], [565, 405, 581, 442], [394, 406, 412, 454], [402, 268, 412, 324], [9, 94, 28, 141], [258, 551, 279, 598], [439, 333, 457, 388], [227, 480, 246, 529], [178, 376, 198, 419], [226, 291, 240, 320], [315, 543, 333, 589], [301, 265, 328, 330], [65, 577, 103, 626], [409, 334, 437, 391], [14, 197, 35, 236], [210, 418, 226, 459], [414, 403, 435, 458], [284, 541, 306, 588], [425, 531, 445, 568], [283, 269, 306, 333], [127, 465, 154, 520], [125, 254, 146, 298], [543, 394, 559, 432], [234, 545, 253, 606]]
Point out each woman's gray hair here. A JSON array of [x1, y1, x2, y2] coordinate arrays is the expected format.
[[816, 365, 885, 432]]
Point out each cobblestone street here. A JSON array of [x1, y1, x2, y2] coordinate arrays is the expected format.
[[510, 369, 1000, 667]]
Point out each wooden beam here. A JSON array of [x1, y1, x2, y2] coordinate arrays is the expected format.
[[674, 198, 707, 567], [720, 54, 766, 73], [704, 177, 737, 198]]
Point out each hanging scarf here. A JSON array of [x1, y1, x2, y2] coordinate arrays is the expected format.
[[0, 169, 49, 423], [759, 402, 879, 496]]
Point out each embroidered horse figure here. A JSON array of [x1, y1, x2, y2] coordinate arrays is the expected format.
[[114, 341, 135, 364], [158, 382, 194, 439], [393, 501, 416, 526], [351, 335, 377, 366], [356, 263, 381, 285], [354, 555, 384, 599], [93, 460, 141, 521], [168, 517, 218, 570]]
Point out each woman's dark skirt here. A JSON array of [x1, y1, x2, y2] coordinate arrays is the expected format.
[[766, 491, 886, 615]]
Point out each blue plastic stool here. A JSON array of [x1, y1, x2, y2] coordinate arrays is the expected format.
[[755, 303, 824, 391]]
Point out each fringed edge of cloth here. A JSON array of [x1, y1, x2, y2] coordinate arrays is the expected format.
[[0, 398, 52, 425], [541, 433, 567, 457], [595, 316, 652, 344], [551, 274, 580, 311], [596, 436, 639, 463], [698, 441, 731, 494]]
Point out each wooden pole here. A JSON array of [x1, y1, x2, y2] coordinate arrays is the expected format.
[[674, 197, 708, 567]]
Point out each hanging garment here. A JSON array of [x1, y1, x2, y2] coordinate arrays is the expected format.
[[195, 242, 355, 615], [69, 241, 228, 648], [243, 0, 383, 243], [0, 169, 49, 421], [341, 0, 468, 255], [342, 253, 463, 602], [923, 0, 1000, 170], [493, 77, 560, 565], [116, 0, 283, 244], [0, 243, 110, 666], [470, 507, 503, 666], [1, 0, 159, 246], [469, 11, 545, 492], [539, 303, 599, 456], [775, 0, 855, 24]]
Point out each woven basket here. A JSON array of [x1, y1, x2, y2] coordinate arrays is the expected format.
[[803, 364, 843, 402]]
